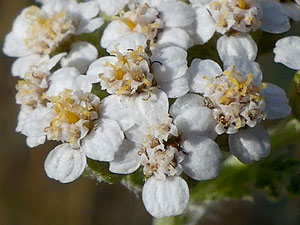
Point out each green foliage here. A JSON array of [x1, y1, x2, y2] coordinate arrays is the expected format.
[[85, 159, 122, 184], [289, 71, 300, 120]]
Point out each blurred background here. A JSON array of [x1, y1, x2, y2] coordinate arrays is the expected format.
[[0, 1, 299, 225]]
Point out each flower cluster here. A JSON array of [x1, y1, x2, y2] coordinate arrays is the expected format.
[[3, 0, 295, 219]]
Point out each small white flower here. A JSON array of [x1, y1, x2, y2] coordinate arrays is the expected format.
[[88, 33, 189, 98], [3, 0, 103, 57], [274, 36, 300, 70], [101, 0, 194, 50], [106, 90, 222, 218], [179, 56, 291, 164], [191, 0, 290, 47]]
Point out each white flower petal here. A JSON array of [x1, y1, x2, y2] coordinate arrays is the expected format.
[[151, 46, 188, 83], [159, 1, 195, 27], [100, 95, 136, 131], [82, 118, 124, 161], [107, 33, 147, 55], [217, 34, 258, 61], [100, 20, 130, 48], [158, 73, 189, 98], [157, 27, 192, 50], [44, 144, 86, 183], [79, 1, 100, 19], [193, 7, 216, 44], [189, 59, 222, 93], [274, 36, 300, 70], [21, 107, 55, 138], [173, 106, 217, 139], [262, 83, 291, 119], [97, 0, 129, 16], [135, 89, 169, 125], [46, 53, 67, 71], [109, 139, 140, 174], [228, 125, 270, 164], [12, 54, 48, 78], [170, 93, 205, 118], [61, 42, 98, 74], [182, 136, 222, 180], [26, 136, 46, 148], [260, 0, 290, 34], [142, 176, 189, 218], [281, 2, 300, 21], [46, 68, 92, 96], [86, 56, 118, 83], [77, 17, 104, 34]]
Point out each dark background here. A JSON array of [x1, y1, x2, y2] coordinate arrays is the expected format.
[[0, 1, 299, 225]]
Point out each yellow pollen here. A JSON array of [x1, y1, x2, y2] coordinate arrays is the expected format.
[[241, 73, 253, 96], [122, 18, 137, 30], [237, 0, 247, 9]]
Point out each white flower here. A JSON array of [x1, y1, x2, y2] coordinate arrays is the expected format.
[[106, 90, 222, 218], [191, 0, 290, 46], [88, 33, 189, 98], [101, 0, 194, 50], [181, 56, 291, 164], [274, 36, 300, 70], [3, 0, 103, 57]]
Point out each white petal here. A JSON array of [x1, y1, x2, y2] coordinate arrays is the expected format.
[[109, 140, 140, 174], [173, 106, 217, 139], [170, 93, 204, 118], [107, 33, 147, 55], [223, 56, 263, 85], [193, 7, 216, 44], [181, 136, 222, 180], [12, 54, 48, 78], [159, 1, 195, 27], [228, 125, 270, 164], [135, 89, 169, 125], [156, 27, 192, 50], [46, 68, 92, 96], [79, 1, 100, 19], [142, 176, 189, 218], [21, 107, 54, 138], [97, 0, 129, 16], [26, 136, 46, 148], [100, 94, 136, 131], [217, 34, 258, 61], [77, 18, 104, 34], [158, 73, 189, 98], [100, 20, 131, 48], [2, 8, 31, 57], [262, 83, 291, 119], [44, 144, 86, 183], [281, 2, 300, 21], [61, 42, 98, 74], [274, 36, 300, 70], [260, 0, 290, 34], [82, 118, 124, 161], [151, 46, 188, 83], [86, 56, 118, 83], [47, 53, 67, 71], [189, 59, 222, 93]]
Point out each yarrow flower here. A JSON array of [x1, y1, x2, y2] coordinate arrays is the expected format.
[[3, 0, 103, 57], [179, 56, 291, 164], [105, 90, 222, 218], [101, 0, 195, 50]]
